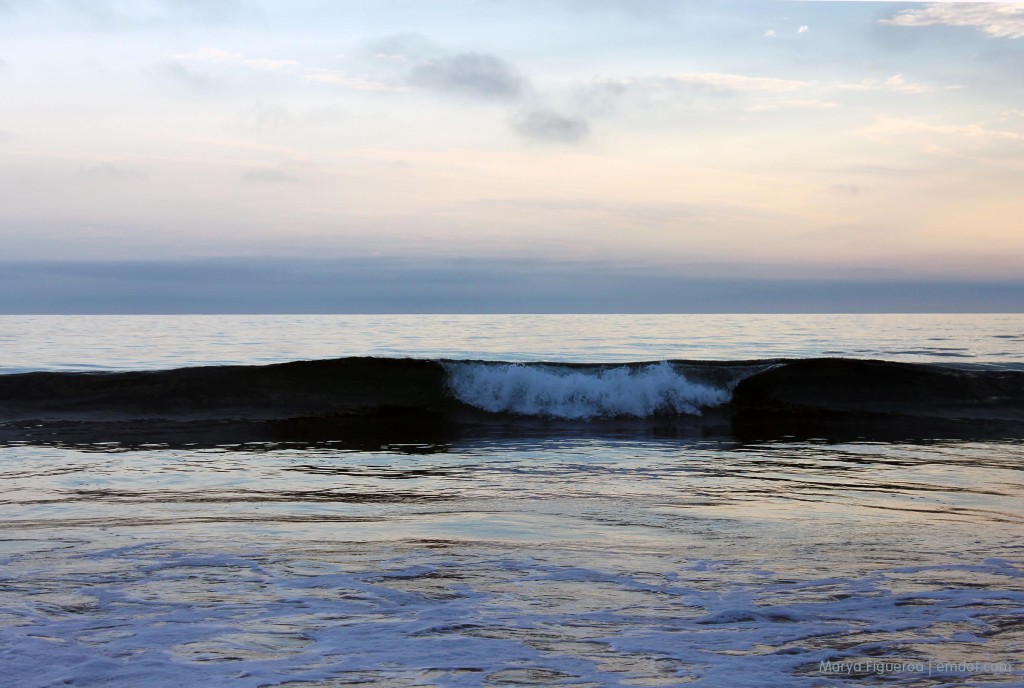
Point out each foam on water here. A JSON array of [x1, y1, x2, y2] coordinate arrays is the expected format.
[[1, 542, 1022, 688], [2, 438, 1023, 686], [445, 361, 731, 419]]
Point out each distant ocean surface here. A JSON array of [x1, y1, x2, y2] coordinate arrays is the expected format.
[[1, 313, 1023, 373], [1, 314, 1023, 687]]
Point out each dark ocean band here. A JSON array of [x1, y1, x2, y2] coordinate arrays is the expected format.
[[1, 357, 1022, 445]]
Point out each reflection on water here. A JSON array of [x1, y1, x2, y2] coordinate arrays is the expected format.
[[4, 439, 1023, 530], [1, 313, 1022, 372], [1, 438, 1022, 685], [1, 315, 1021, 684]]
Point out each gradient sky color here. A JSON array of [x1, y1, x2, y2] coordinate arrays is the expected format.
[[1, 0, 1022, 312]]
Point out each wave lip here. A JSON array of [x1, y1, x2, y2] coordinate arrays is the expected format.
[[444, 361, 731, 419]]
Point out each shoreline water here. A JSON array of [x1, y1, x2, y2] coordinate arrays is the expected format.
[[1, 315, 1022, 686]]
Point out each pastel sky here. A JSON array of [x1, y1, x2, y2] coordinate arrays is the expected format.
[[1, 0, 1023, 311]]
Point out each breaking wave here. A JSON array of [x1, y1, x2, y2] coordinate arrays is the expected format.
[[3, 357, 1023, 443], [444, 361, 731, 419]]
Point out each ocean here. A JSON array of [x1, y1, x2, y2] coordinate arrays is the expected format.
[[1, 314, 1022, 687]]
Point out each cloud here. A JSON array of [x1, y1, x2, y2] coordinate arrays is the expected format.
[[511, 109, 590, 144], [407, 52, 528, 101], [882, 3, 1024, 39], [576, 72, 808, 112], [241, 168, 299, 184], [365, 35, 530, 99], [763, 29, 777, 38], [835, 73, 933, 94], [0, 129, 12, 143], [798, 25, 810, 34], [576, 69, 935, 120], [77, 163, 147, 181], [571, 71, 814, 123], [864, 116, 1024, 143], [367, 35, 593, 146], [668, 72, 809, 93], [859, 116, 1024, 161], [178, 48, 391, 92]]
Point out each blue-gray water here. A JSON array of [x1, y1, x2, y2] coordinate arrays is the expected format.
[[2, 313, 1023, 372], [1, 315, 1022, 687]]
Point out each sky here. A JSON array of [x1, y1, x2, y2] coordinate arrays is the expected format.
[[1, 0, 1022, 312]]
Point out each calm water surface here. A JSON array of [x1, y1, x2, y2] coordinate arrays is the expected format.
[[0, 314, 1022, 371], [0, 315, 1022, 687]]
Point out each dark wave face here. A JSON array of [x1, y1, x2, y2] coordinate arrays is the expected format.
[[1, 357, 1023, 445]]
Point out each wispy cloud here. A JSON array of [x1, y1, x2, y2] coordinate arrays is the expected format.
[[670, 72, 809, 93], [835, 73, 933, 94], [864, 116, 1024, 143], [572, 71, 823, 123], [177, 47, 392, 91], [580, 70, 936, 114], [573, 71, 810, 116], [859, 116, 1024, 162], [882, 3, 1024, 39]]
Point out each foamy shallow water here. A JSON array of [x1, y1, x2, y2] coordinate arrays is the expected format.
[[2, 439, 1023, 687]]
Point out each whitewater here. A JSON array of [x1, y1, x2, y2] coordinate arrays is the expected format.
[[444, 361, 735, 419]]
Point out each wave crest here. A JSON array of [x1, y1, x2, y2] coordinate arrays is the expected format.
[[444, 361, 730, 419]]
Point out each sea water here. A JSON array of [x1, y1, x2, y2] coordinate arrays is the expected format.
[[1, 313, 1022, 373], [0, 314, 1022, 687]]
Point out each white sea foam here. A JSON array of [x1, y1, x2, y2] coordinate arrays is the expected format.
[[445, 361, 730, 419]]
